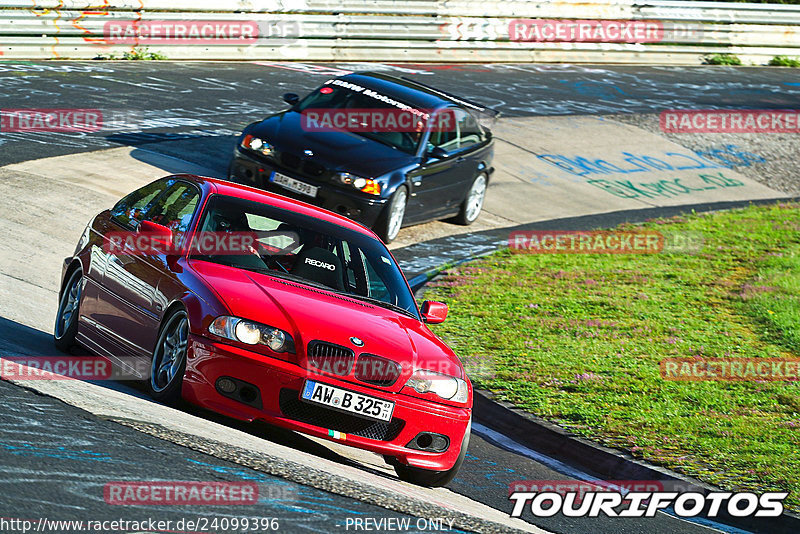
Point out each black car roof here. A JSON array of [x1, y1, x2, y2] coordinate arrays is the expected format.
[[337, 72, 472, 111]]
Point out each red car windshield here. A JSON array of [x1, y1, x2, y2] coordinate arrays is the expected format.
[[190, 195, 420, 320]]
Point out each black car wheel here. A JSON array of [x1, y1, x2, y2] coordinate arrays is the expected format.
[[392, 418, 471, 487], [149, 309, 189, 403], [226, 162, 238, 183], [54, 269, 83, 352], [376, 186, 407, 244], [453, 173, 487, 226]]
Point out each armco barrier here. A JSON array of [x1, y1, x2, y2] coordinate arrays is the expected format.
[[0, 0, 799, 63]]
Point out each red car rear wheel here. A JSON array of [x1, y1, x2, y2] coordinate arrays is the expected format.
[[54, 269, 83, 352]]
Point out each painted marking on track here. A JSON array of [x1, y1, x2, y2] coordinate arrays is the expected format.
[[252, 62, 352, 76], [0, 442, 124, 464]]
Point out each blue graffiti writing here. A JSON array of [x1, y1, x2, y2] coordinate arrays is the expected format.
[[537, 145, 763, 178]]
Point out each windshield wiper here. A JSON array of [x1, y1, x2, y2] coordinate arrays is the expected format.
[[345, 294, 417, 319], [260, 269, 337, 290], [264, 270, 416, 318], [355, 131, 415, 153], [355, 131, 396, 147], [258, 272, 417, 319], [196, 258, 331, 289]]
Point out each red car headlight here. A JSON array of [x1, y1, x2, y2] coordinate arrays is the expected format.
[[405, 369, 468, 404], [208, 316, 294, 353]]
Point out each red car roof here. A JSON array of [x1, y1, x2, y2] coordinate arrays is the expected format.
[[173, 174, 377, 238]]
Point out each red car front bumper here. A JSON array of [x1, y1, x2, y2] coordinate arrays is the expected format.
[[181, 335, 472, 471]]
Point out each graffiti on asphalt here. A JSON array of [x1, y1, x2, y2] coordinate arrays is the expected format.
[[537, 145, 764, 179], [588, 171, 745, 200], [694, 145, 767, 168]]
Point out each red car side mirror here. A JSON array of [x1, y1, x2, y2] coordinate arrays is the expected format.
[[421, 300, 448, 324], [137, 220, 174, 250]]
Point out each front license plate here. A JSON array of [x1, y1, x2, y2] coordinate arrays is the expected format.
[[272, 172, 318, 198], [301, 380, 394, 422]]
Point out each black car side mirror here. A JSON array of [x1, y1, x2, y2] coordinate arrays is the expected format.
[[282, 93, 300, 106], [427, 146, 450, 160]]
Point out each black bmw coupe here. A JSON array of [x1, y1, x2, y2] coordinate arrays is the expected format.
[[228, 72, 495, 243]]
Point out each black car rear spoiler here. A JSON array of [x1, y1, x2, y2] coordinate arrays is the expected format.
[[400, 76, 501, 117]]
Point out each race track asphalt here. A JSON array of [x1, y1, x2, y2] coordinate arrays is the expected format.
[[2, 60, 795, 534]]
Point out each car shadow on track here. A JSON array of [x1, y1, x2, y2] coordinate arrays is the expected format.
[[106, 132, 236, 179], [0, 317, 57, 356], [0, 316, 398, 481]]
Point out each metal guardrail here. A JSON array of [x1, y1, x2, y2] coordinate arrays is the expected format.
[[1, 0, 799, 63], [7, 0, 800, 20]]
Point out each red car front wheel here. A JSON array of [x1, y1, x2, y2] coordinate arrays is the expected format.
[[392, 418, 471, 487], [149, 309, 189, 403]]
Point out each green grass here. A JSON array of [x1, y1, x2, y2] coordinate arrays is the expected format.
[[94, 47, 167, 61], [744, 246, 800, 353], [425, 203, 800, 510], [702, 53, 743, 66], [769, 56, 800, 67]]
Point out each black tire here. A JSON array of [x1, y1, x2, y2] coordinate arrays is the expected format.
[[374, 186, 408, 244], [453, 173, 487, 226], [393, 418, 471, 487], [148, 309, 189, 404], [226, 161, 241, 183], [54, 269, 83, 352]]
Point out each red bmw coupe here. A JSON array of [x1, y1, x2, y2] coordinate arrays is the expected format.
[[54, 174, 471, 486]]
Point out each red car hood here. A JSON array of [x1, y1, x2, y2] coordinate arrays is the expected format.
[[190, 260, 464, 391]]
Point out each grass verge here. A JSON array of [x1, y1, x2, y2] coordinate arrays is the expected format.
[[702, 53, 743, 66], [425, 202, 800, 510], [769, 56, 800, 67]]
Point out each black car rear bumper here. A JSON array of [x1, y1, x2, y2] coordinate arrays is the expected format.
[[229, 152, 388, 228]]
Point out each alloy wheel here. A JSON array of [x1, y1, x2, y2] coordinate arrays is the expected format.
[[465, 175, 487, 223], [55, 271, 82, 340], [151, 312, 189, 393], [387, 188, 407, 241]]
